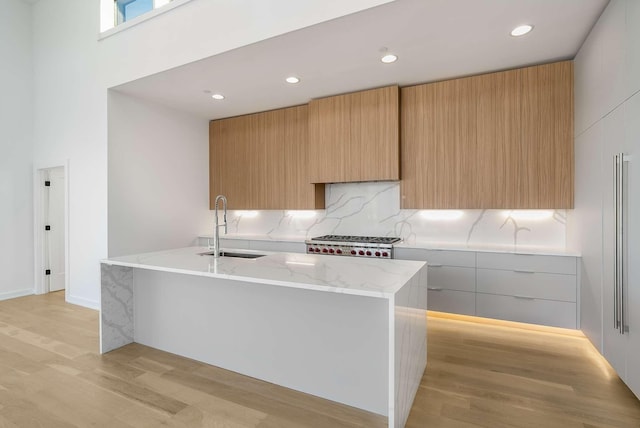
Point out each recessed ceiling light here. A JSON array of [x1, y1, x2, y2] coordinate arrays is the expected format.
[[511, 24, 533, 37], [211, 94, 225, 100], [285, 76, 300, 84], [381, 54, 398, 64]]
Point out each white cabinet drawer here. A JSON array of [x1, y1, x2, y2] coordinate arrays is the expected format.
[[476, 253, 576, 274], [249, 240, 305, 253], [220, 238, 250, 249], [427, 289, 475, 316], [428, 266, 475, 292], [477, 269, 576, 302], [395, 248, 475, 267], [476, 293, 576, 329], [199, 237, 251, 249]]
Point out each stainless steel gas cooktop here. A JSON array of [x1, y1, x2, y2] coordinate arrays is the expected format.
[[305, 235, 401, 259]]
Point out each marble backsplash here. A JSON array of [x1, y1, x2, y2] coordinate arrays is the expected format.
[[221, 182, 568, 250]]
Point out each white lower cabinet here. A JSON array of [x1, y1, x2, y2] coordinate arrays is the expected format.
[[476, 294, 577, 329], [428, 266, 475, 292], [396, 248, 477, 315], [476, 269, 577, 302], [427, 289, 475, 316], [396, 247, 579, 329], [476, 253, 578, 328]]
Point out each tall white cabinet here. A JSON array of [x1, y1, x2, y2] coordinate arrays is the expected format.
[[573, 0, 640, 399]]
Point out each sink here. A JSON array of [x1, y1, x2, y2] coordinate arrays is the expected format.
[[200, 251, 266, 259]]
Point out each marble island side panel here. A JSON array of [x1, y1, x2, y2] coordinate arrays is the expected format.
[[100, 263, 134, 353]]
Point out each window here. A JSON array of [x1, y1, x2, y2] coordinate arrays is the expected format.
[[116, 0, 154, 24], [102, 0, 175, 31]]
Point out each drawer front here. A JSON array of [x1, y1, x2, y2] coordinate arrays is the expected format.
[[428, 266, 475, 292], [249, 240, 305, 253], [395, 248, 476, 267], [477, 269, 576, 302], [476, 252, 576, 275], [201, 238, 250, 249], [427, 289, 475, 316], [476, 293, 577, 329]]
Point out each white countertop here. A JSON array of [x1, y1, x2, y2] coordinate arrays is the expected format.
[[200, 234, 581, 257], [102, 246, 426, 299]]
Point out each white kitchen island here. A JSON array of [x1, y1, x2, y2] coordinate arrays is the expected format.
[[100, 247, 427, 428]]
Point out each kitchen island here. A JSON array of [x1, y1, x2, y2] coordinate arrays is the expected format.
[[100, 247, 427, 428]]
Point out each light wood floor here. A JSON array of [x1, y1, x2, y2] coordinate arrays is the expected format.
[[0, 292, 638, 427]]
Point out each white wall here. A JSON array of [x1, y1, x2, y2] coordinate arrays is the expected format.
[[108, 91, 210, 257], [0, 0, 34, 300], [31, 0, 392, 308]]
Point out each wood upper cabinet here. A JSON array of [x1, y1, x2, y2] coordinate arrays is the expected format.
[[210, 105, 325, 210], [309, 86, 399, 183], [401, 77, 479, 208], [401, 61, 574, 209]]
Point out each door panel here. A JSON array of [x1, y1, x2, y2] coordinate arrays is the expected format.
[[48, 167, 65, 292], [575, 121, 605, 351], [602, 105, 627, 376], [623, 91, 640, 398]]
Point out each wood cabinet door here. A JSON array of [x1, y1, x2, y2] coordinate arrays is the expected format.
[[308, 94, 350, 183], [283, 105, 325, 209], [309, 86, 399, 183], [401, 78, 477, 208], [210, 106, 324, 210], [349, 86, 399, 182], [210, 116, 253, 210], [401, 61, 573, 209], [251, 109, 285, 209], [475, 68, 520, 208], [519, 61, 574, 208]]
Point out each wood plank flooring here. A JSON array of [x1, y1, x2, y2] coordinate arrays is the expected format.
[[0, 292, 639, 427]]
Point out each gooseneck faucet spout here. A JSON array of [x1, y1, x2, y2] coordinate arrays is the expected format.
[[210, 195, 228, 257]]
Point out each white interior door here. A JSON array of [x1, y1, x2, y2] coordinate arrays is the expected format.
[[47, 167, 65, 292]]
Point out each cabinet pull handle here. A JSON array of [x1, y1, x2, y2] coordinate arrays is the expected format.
[[513, 295, 535, 300], [427, 287, 443, 291], [513, 270, 535, 274], [429, 264, 443, 268], [614, 153, 628, 334]]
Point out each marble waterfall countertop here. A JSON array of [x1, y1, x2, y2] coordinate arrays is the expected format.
[[102, 246, 426, 299]]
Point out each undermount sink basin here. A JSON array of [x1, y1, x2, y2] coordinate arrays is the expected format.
[[200, 251, 266, 259]]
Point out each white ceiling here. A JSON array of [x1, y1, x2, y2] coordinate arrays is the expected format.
[[113, 0, 609, 120]]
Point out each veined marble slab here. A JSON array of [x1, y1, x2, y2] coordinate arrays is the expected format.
[[198, 181, 570, 250], [100, 264, 134, 353]]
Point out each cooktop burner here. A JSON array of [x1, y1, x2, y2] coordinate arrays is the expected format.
[[310, 235, 401, 244]]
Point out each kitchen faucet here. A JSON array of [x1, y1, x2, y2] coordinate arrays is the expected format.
[[210, 195, 227, 257]]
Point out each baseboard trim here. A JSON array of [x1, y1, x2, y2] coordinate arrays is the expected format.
[[66, 294, 99, 311], [0, 288, 34, 301]]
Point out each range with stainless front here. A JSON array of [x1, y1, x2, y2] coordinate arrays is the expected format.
[[305, 235, 401, 259]]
